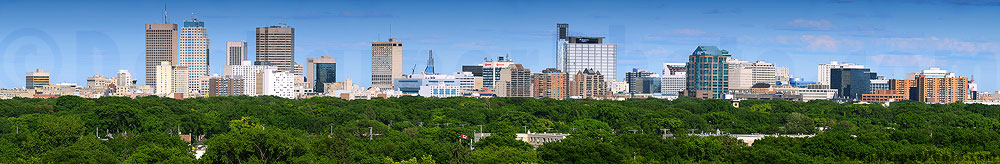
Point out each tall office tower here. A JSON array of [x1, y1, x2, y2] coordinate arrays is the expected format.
[[257, 68, 295, 99], [145, 23, 178, 89], [256, 25, 295, 72], [371, 38, 403, 90], [424, 50, 435, 74], [661, 63, 687, 95], [496, 64, 531, 97], [307, 56, 336, 93], [224, 61, 276, 96], [462, 65, 484, 77], [625, 68, 655, 93], [208, 75, 245, 97], [116, 70, 133, 88], [531, 68, 569, 99], [556, 34, 617, 81], [155, 61, 174, 95], [830, 68, 877, 100], [570, 68, 608, 99], [748, 61, 777, 86], [226, 41, 247, 66], [25, 69, 50, 89], [179, 18, 210, 94], [86, 74, 113, 90], [481, 55, 515, 89], [685, 46, 731, 99], [818, 61, 864, 85]]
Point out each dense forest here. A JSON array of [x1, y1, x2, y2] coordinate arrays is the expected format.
[[0, 95, 999, 163]]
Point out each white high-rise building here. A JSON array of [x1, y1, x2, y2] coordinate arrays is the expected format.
[[817, 61, 864, 85], [226, 41, 247, 66], [224, 61, 276, 96], [555, 23, 617, 81], [257, 68, 295, 99], [661, 63, 686, 95], [116, 70, 133, 88], [776, 67, 791, 82], [557, 36, 617, 81], [179, 18, 210, 94]]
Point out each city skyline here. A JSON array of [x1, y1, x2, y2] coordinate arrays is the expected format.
[[1, 0, 999, 91]]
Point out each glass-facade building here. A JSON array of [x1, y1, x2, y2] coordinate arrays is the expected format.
[[830, 68, 877, 100], [312, 63, 336, 93], [685, 46, 731, 99]]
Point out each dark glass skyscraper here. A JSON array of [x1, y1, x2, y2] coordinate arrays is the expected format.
[[313, 63, 336, 93]]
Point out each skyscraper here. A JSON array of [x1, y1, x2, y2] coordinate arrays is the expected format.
[[371, 38, 403, 90], [179, 17, 210, 94], [307, 56, 336, 93], [226, 41, 247, 66], [145, 23, 177, 89], [556, 23, 617, 81], [25, 69, 49, 89], [915, 69, 968, 103], [424, 50, 435, 74], [685, 46, 731, 99], [256, 25, 295, 72]]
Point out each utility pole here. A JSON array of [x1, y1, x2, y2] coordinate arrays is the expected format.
[[368, 127, 373, 140], [478, 125, 484, 133], [522, 126, 528, 133]]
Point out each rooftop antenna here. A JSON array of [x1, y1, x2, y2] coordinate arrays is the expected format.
[[162, 4, 168, 24]]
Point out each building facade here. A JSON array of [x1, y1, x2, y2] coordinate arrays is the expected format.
[[481, 56, 515, 89], [226, 41, 246, 66], [256, 25, 295, 72], [625, 68, 655, 93], [830, 68, 876, 100], [257, 68, 295, 99], [662, 63, 687, 95], [307, 56, 337, 93], [818, 61, 864, 85], [179, 18, 210, 94], [685, 46, 731, 99], [25, 69, 50, 89], [208, 75, 245, 97], [915, 69, 968, 103], [145, 23, 177, 88], [531, 68, 569, 99], [557, 35, 617, 81], [224, 61, 277, 96], [570, 68, 607, 99], [497, 64, 531, 97], [371, 38, 403, 90]]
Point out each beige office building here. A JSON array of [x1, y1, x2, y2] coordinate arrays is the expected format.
[[256, 25, 295, 72], [570, 68, 608, 99], [497, 64, 532, 97], [371, 38, 403, 90], [25, 69, 50, 89], [226, 41, 247, 66], [145, 23, 178, 89], [531, 68, 569, 99]]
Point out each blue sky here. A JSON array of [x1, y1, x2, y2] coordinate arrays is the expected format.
[[1, 0, 999, 91]]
